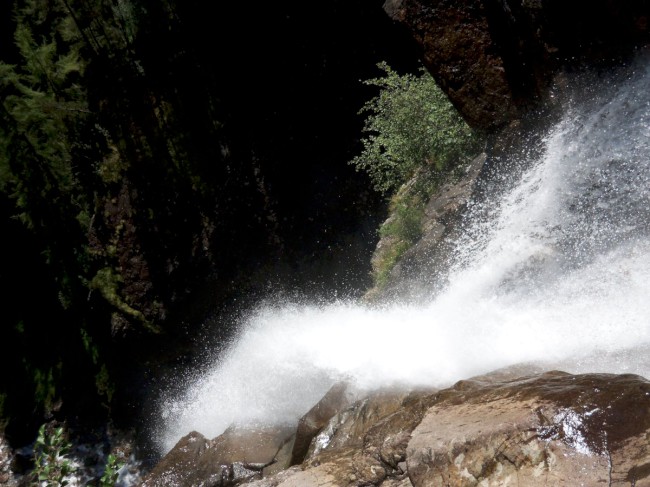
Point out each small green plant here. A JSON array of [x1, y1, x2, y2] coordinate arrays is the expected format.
[[99, 453, 124, 487], [33, 424, 76, 486], [350, 62, 477, 195], [380, 198, 425, 244], [370, 193, 425, 289]]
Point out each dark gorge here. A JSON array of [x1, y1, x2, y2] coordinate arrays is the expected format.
[[0, 0, 421, 449]]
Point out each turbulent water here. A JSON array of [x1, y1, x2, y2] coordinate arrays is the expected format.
[[157, 59, 650, 453]]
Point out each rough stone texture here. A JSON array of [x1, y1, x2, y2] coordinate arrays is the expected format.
[[262, 436, 295, 478], [0, 434, 18, 486], [143, 370, 650, 487], [140, 431, 210, 487], [386, 0, 517, 130], [408, 371, 650, 486], [385, 0, 650, 130], [245, 388, 439, 487], [370, 152, 487, 302], [304, 388, 411, 459], [141, 425, 295, 487], [289, 382, 356, 466]]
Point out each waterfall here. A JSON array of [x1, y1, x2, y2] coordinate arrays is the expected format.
[[156, 58, 650, 453]]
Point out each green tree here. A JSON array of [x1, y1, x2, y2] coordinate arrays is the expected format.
[[0, 0, 113, 432], [350, 62, 477, 195]]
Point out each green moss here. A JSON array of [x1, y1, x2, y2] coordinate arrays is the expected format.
[[373, 239, 412, 290], [32, 366, 57, 412], [90, 266, 160, 332], [380, 197, 424, 244], [95, 364, 115, 403], [370, 187, 426, 290]]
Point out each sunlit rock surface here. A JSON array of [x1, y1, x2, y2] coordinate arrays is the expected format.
[[141, 425, 295, 487], [408, 371, 650, 486], [143, 369, 650, 486]]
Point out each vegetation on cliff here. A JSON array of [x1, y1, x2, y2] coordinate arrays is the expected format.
[[350, 62, 476, 195], [0, 0, 420, 451], [349, 62, 480, 288], [0, 0, 272, 442]]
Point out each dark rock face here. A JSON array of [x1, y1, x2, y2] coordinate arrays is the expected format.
[[385, 0, 517, 130], [385, 0, 650, 130], [143, 370, 650, 487]]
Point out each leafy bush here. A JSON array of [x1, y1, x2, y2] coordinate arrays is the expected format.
[[33, 424, 76, 486], [349, 62, 477, 195], [99, 453, 124, 487], [32, 423, 125, 486]]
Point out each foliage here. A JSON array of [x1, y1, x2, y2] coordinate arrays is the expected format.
[[351, 62, 482, 291], [99, 453, 124, 487], [0, 0, 276, 443], [370, 190, 425, 289], [349, 62, 477, 195], [0, 0, 104, 428], [33, 424, 76, 486], [90, 268, 146, 323], [379, 197, 424, 244]]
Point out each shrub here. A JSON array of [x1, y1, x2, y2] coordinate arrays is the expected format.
[[99, 453, 124, 487], [33, 424, 75, 486], [349, 62, 477, 195]]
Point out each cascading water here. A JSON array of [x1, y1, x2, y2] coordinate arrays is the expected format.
[[157, 58, 650, 454]]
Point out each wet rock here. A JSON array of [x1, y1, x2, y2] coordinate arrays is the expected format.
[[0, 434, 18, 486], [261, 436, 294, 478], [289, 382, 356, 466], [274, 388, 438, 487], [407, 371, 650, 486], [305, 388, 411, 459], [140, 431, 210, 486], [208, 425, 296, 467], [146, 371, 650, 487], [141, 425, 295, 487]]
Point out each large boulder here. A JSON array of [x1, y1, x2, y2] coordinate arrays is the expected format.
[[289, 382, 356, 466], [246, 387, 439, 487], [408, 371, 650, 486], [385, 0, 650, 130], [143, 370, 650, 486], [141, 425, 295, 487]]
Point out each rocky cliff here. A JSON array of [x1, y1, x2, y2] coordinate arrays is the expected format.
[[385, 0, 650, 130], [367, 0, 650, 301]]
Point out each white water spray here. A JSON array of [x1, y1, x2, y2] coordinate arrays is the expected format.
[[158, 60, 650, 453]]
